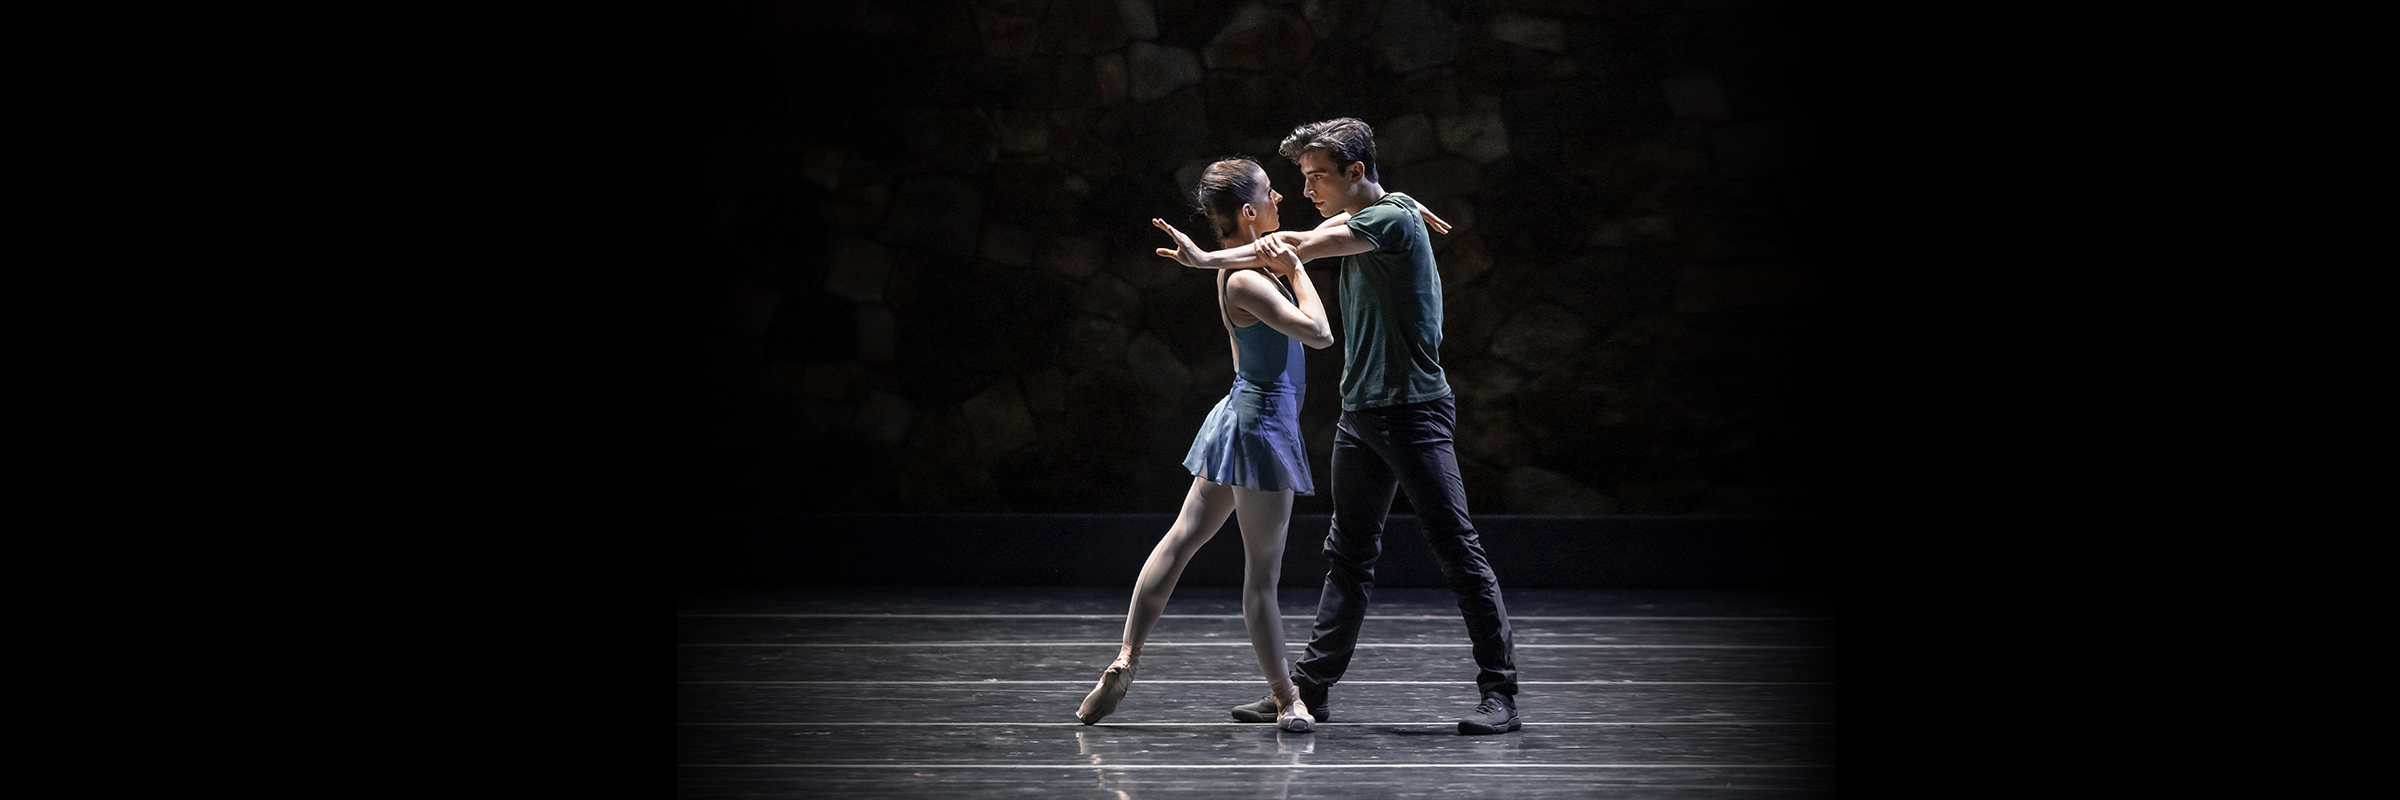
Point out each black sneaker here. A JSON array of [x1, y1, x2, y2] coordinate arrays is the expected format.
[[1457, 691, 1519, 735], [1231, 685, 1330, 723]]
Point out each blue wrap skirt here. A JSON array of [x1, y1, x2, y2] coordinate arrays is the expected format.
[[1183, 378, 1314, 495]]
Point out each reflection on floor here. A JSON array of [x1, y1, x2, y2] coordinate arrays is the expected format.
[[678, 586, 1834, 799]]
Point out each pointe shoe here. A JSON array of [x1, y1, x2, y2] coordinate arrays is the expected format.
[[1275, 687, 1315, 733], [1233, 685, 1331, 723], [1076, 654, 1137, 724]]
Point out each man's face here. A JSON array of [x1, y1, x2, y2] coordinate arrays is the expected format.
[[1296, 149, 1362, 217]]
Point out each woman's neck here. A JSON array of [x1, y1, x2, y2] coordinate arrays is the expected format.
[[1225, 216, 1270, 249]]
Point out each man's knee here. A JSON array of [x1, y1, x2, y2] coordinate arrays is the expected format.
[[1322, 541, 1380, 573], [1425, 525, 1500, 570]]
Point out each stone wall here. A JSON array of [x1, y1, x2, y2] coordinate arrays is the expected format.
[[672, 0, 1833, 515]]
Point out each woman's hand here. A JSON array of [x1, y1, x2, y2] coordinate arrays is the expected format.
[[1417, 205, 1453, 235], [1256, 234, 1303, 278], [1152, 219, 1211, 267]]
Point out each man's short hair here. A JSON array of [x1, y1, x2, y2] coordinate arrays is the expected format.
[[1279, 118, 1379, 183]]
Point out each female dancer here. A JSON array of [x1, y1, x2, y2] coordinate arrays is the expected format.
[[1075, 158, 1333, 732]]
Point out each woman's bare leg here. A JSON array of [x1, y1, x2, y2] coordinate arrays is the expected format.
[[1120, 478, 1238, 650], [1232, 486, 1310, 731], [1077, 477, 1236, 723]]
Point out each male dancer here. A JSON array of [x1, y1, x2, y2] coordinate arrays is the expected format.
[[1151, 118, 1519, 735]]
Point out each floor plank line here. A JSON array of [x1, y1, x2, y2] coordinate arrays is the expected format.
[[678, 642, 1827, 649], [677, 762, 1834, 769], [681, 614, 1831, 621], [677, 721, 1833, 727], [676, 680, 1832, 685]]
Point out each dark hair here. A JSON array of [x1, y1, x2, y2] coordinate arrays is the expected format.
[[1278, 117, 1379, 183], [1193, 157, 1268, 246]]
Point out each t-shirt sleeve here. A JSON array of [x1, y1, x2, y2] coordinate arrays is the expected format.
[[1345, 200, 1414, 253]]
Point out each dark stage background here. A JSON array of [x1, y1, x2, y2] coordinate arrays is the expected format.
[[668, 0, 1836, 587]]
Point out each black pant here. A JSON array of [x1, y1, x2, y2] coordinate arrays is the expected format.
[[1293, 394, 1518, 696]]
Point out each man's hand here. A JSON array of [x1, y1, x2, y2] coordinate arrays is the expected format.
[[1152, 219, 1212, 267], [1418, 205, 1452, 235]]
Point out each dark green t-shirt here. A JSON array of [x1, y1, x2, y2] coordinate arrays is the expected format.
[[1337, 192, 1451, 411]]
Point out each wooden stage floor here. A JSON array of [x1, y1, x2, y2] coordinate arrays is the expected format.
[[677, 586, 1836, 798]]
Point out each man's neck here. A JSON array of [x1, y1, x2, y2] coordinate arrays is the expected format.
[[1338, 182, 1386, 216]]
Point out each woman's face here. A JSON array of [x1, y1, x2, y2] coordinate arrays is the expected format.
[[1245, 164, 1283, 237]]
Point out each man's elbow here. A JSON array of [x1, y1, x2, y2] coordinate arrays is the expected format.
[[1304, 332, 1335, 349]]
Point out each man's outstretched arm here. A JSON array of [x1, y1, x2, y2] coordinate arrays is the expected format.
[[1151, 219, 1268, 270], [1264, 225, 1376, 263], [1314, 204, 1452, 235], [1153, 218, 1376, 270]]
